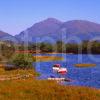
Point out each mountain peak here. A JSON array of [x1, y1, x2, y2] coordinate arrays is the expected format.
[[30, 18, 62, 29], [26, 18, 63, 36], [45, 18, 62, 23]]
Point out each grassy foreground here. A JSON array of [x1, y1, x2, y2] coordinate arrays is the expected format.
[[0, 54, 100, 100], [0, 78, 100, 100], [0, 69, 100, 100]]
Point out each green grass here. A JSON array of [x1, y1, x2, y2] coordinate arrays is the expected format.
[[75, 63, 96, 68]]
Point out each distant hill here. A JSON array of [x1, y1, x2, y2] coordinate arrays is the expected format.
[[59, 20, 100, 34], [0, 30, 18, 42], [15, 18, 100, 43], [0, 30, 12, 38]]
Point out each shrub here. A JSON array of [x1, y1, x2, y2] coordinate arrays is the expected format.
[[11, 53, 33, 69]]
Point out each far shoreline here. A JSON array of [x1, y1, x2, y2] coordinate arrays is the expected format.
[[15, 50, 100, 55], [33, 52, 100, 55]]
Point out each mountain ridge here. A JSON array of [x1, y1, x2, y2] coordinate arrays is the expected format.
[[15, 18, 100, 42], [1, 18, 100, 43]]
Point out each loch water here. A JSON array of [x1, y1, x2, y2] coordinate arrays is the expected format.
[[33, 54, 100, 88]]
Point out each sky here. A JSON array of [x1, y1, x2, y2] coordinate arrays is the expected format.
[[0, 0, 100, 35]]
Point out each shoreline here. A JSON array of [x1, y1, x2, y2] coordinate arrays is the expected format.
[[33, 56, 64, 62], [15, 50, 100, 55]]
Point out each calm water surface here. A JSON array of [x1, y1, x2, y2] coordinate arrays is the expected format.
[[33, 54, 100, 88]]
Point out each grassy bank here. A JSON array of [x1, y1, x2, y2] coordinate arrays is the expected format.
[[33, 56, 64, 62], [0, 68, 38, 76], [0, 78, 100, 100], [0, 67, 100, 100], [75, 63, 96, 68]]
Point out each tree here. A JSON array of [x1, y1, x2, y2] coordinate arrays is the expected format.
[[66, 43, 79, 53], [40, 42, 53, 52], [56, 41, 65, 53], [0, 41, 15, 59]]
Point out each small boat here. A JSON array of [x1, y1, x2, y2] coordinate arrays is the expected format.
[[49, 64, 72, 82], [53, 64, 61, 71], [48, 77, 72, 82], [53, 64, 61, 68], [58, 68, 68, 74], [53, 67, 59, 71], [48, 77, 65, 81]]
